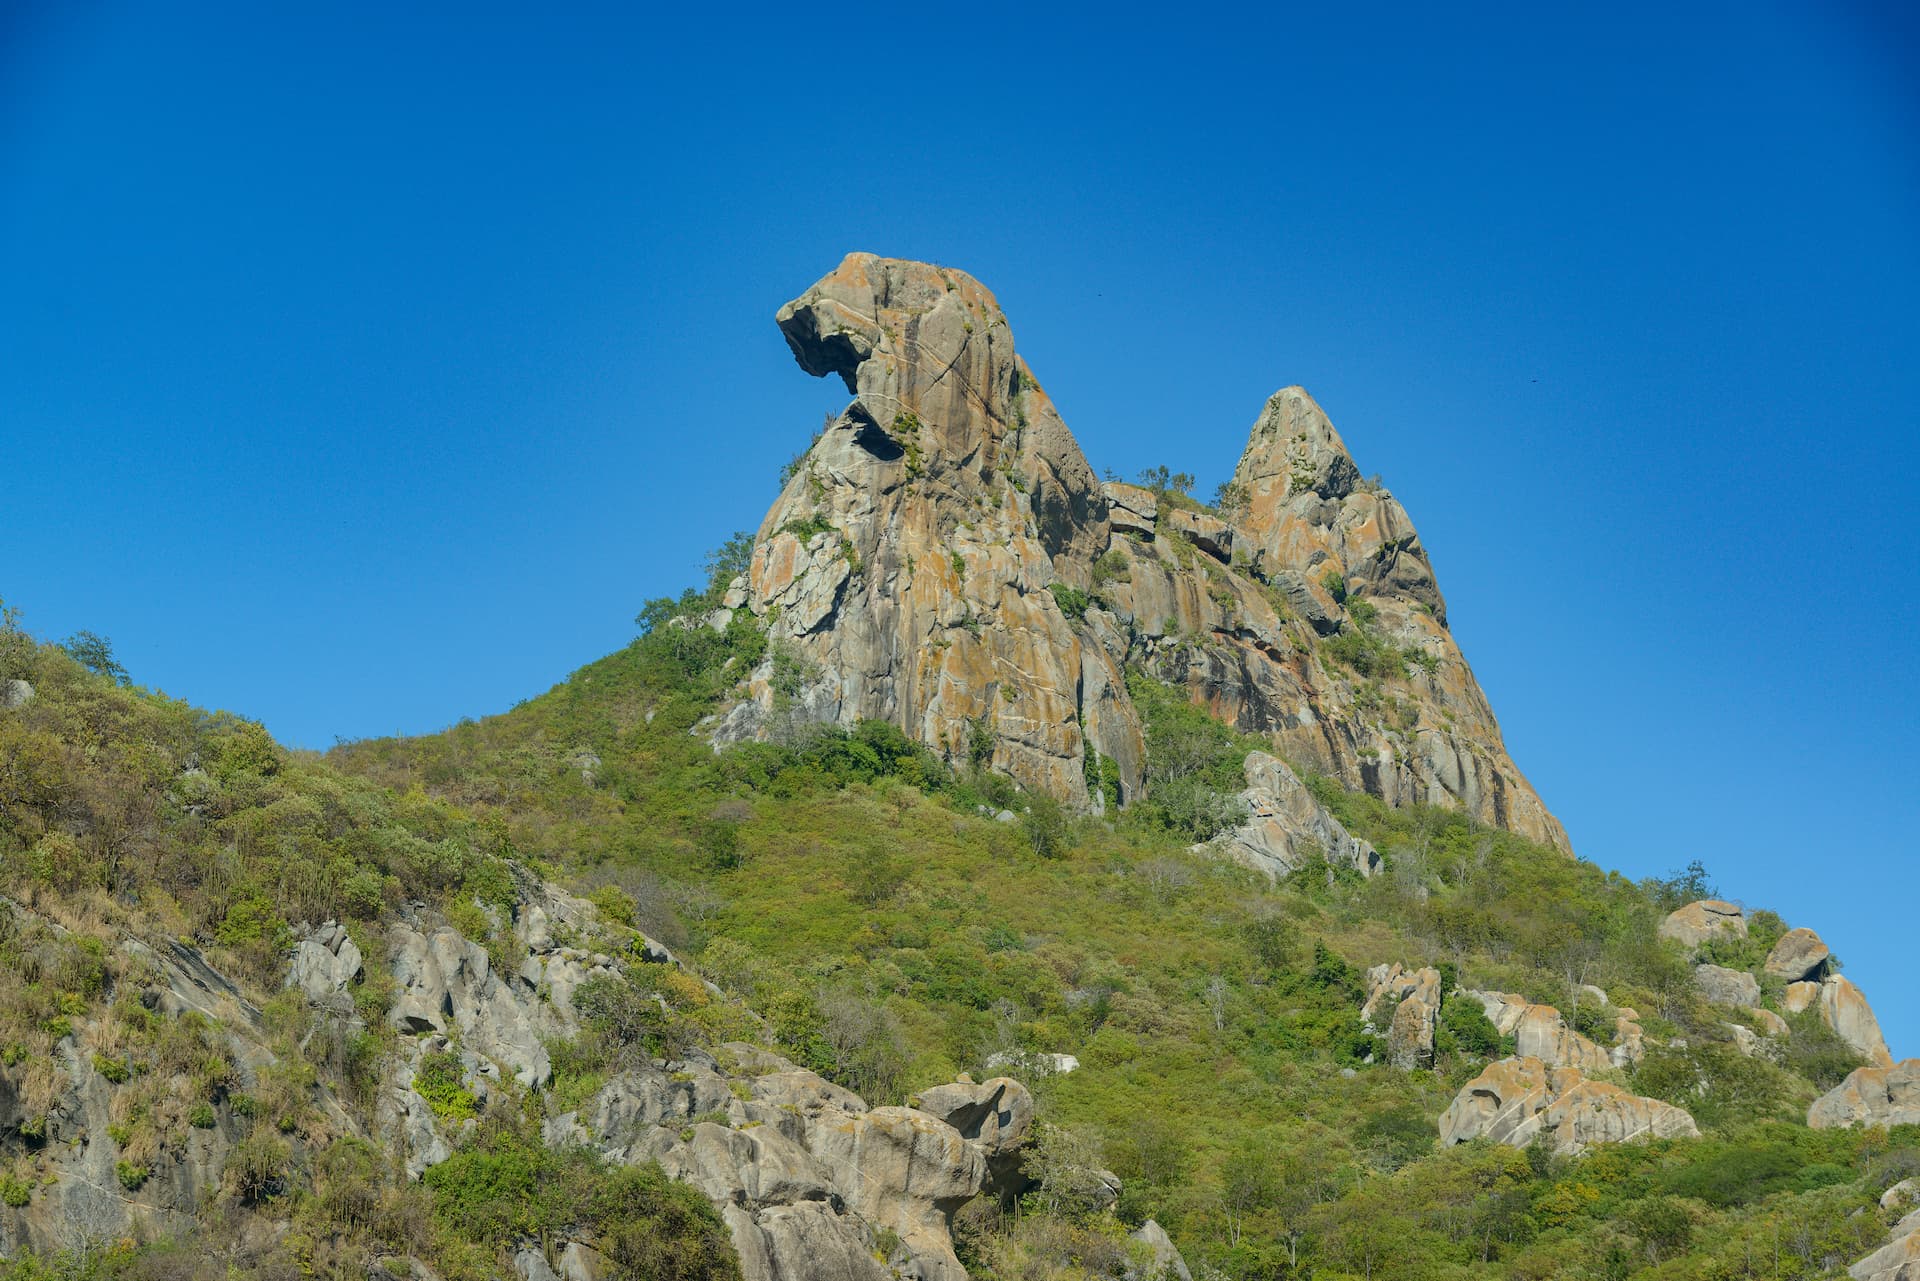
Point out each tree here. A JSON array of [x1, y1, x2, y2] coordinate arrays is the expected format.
[[60, 630, 127, 684]]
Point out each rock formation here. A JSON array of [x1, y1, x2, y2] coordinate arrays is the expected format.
[[1693, 963, 1761, 1008], [1764, 926, 1831, 981], [1808, 1059, 1920, 1130], [1211, 751, 1382, 879], [1362, 964, 1441, 1070], [1848, 1203, 1920, 1281], [716, 253, 1569, 849], [1438, 1057, 1699, 1155], [1784, 975, 1894, 1067], [1658, 900, 1746, 949]]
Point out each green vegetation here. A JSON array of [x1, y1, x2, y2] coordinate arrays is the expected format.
[[1049, 582, 1091, 620], [0, 544, 1913, 1281]]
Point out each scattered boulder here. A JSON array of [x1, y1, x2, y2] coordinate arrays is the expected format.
[[1763, 927, 1831, 981], [1808, 1059, 1920, 1130], [1458, 990, 1617, 1071], [1128, 1219, 1193, 1281], [1362, 964, 1440, 1069], [1749, 1007, 1790, 1038], [1884, 1179, 1920, 1212], [287, 920, 364, 1003], [1612, 1009, 1648, 1069], [1694, 964, 1761, 1008], [1460, 989, 1532, 1037], [1659, 900, 1746, 949], [1438, 1057, 1699, 1156], [1213, 751, 1381, 879], [986, 1049, 1079, 1077], [0, 679, 32, 710], [1725, 1022, 1761, 1057]]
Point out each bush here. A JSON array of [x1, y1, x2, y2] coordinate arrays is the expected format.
[[413, 1051, 477, 1123]]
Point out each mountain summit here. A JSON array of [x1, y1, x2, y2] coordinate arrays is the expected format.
[[714, 253, 1568, 850]]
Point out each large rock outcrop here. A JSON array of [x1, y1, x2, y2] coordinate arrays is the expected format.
[[716, 254, 1569, 849], [1808, 1060, 1920, 1131], [1438, 1057, 1699, 1155]]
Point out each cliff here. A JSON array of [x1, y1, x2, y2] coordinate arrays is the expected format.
[[714, 253, 1569, 850]]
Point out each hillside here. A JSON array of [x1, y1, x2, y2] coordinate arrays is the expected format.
[[0, 258, 1913, 1281]]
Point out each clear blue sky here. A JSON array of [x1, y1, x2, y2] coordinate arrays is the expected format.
[[3, 3, 1915, 1055]]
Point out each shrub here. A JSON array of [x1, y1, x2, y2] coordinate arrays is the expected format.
[[1048, 583, 1091, 621], [412, 1051, 477, 1123]]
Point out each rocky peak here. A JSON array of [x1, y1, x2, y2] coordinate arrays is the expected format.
[[723, 254, 1570, 850]]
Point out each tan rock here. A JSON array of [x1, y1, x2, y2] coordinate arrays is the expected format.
[[1438, 1057, 1698, 1155], [1658, 900, 1746, 949], [1820, 976, 1894, 1068], [1808, 1059, 1920, 1130], [1165, 507, 1233, 562], [1784, 981, 1821, 1013], [1750, 1007, 1790, 1038], [1103, 482, 1158, 536], [911, 1075, 1034, 1199], [1848, 1203, 1920, 1281], [1461, 990, 1533, 1037], [722, 255, 1571, 850], [1764, 927, 1831, 981], [1514, 1004, 1613, 1073]]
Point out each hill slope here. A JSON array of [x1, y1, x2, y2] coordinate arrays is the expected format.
[[0, 260, 1913, 1281]]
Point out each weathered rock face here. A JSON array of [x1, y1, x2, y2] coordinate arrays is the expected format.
[[1764, 927, 1831, 981], [1694, 963, 1761, 1008], [1658, 900, 1746, 949], [1808, 1059, 1920, 1130], [913, 1075, 1035, 1201], [719, 254, 1570, 849], [1213, 751, 1380, 879], [1819, 976, 1894, 1069], [1459, 990, 1623, 1070], [1363, 964, 1441, 1069], [1438, 1057, 1699, 1156]]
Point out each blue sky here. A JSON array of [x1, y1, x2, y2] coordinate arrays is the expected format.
[[3, 2, 1915, 1054]]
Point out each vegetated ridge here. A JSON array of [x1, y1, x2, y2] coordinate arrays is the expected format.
[[0, 257, 1912, 1281]]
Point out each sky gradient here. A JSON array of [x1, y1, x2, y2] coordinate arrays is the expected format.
[[3, 2, 1916, 1052]]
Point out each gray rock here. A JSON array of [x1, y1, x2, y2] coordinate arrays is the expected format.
[[1693, 963, 1761, 1008], [1213, 751, 1381, 879], [1659, 900, 1747, 949], [0, 679, 32, 710], [1128, 1219, 1193, 1281], [288, 921, 364, 1002], [913, 1075, 1035, 1199]]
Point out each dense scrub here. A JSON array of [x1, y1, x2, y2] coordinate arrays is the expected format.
[[1, 575, 1914, 1280]]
